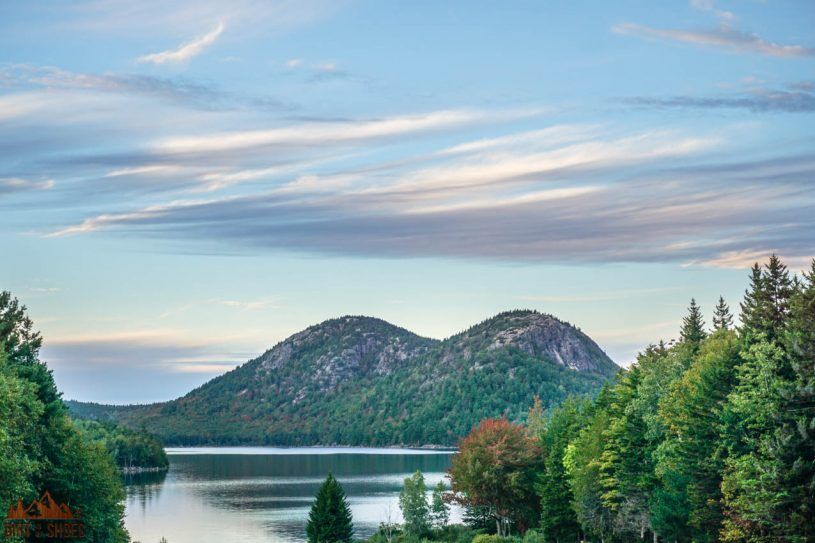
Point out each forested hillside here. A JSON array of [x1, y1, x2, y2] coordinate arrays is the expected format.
[[68, 311, 618, 446]]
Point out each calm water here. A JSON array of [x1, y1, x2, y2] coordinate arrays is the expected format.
[[124, 447, 460, 543]]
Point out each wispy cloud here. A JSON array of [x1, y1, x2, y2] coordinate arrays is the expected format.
[[151, 108, 540, 154], [137, 22, 225, 65], [0, 64, 296, 112], [216, 298, 278, 311], [689, 0, 734, 22], [0, 177, 54, 195], [42, 124, 815, 269], [613, 21, 815, 58], [622, 83, 815, 113]]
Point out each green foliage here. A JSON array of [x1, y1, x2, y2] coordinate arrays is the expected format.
[[653, 330, 741, 541], [0, 291, 128, 542], [471, 534, 518, 543], [680, 298, 707, 349], [536, 397, 585, 543], [399, 471, 430, 536], [306, 473, 354, 543], [430, 481, 450, 529], [74, 419, 168, 470], [0, 290, 43, 366], [523, 257, 814, 543], [713, 295, 734, 331]]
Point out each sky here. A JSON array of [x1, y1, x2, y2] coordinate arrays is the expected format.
[[1, 0, 813, 404]]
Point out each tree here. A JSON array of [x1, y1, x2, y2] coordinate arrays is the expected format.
[[654, 330, 741, 543], [563, 387, 614, 543], [775, 259, 815, 541], [0, 291, 43, 366], [740, 256, 793, 343], [764, 254, 794, 340], [399, 470, 430, 536], [712, 296, 733, 331], [680, 298, 707, 348], [720, 339, 789, 542], [449, 418, 542, 536], [538, 398, 585, 543], [306, 473, 354, 543], [430, 481, 450, 529]]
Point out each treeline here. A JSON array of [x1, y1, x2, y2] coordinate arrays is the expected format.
[[74, 419, 169, 471], [532, 256, 814, 543], [355, 255, 813, 543], [0, 291, 129, 541]]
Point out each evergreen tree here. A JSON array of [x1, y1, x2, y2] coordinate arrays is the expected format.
[[680, 298, 707, 348], [764, 254, 794, 340], [563, 389, 614, 543], [654, 331, 741, 543], [399, 470, 430, 536], [712, 296, 733, 331], [430, 481, 450, 529], [740, 263, 769, 338], [776, 259, 815, 541], [720, 339, 788, 542], [538, 399, 584, 543], [306, 473, 354, 543], [740, 256, 793, 342]]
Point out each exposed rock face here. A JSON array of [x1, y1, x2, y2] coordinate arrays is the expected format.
[[256, 316, 433, 393], [443, 310, 616, 374]]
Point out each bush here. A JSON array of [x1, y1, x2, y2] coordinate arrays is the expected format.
[[472, 534, 519, 543], [521, 530, 545, 543]]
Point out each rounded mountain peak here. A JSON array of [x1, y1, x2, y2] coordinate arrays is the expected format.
[[449, 309, 618, 375]]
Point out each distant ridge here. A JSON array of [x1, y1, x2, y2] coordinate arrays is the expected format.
[[68, 310, 618, 447]]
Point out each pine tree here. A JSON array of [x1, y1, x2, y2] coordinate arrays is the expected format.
[[740, 263, 768, 337], [539, 400, 584, 543], [399, 470, 430, 536], [777, 259, 815, 540], [712, 296, 733, 331], [306, 473, 354, 543], [430, 481, 450, 529], [740, 256, 793, 342], [680, 299, 706, 347], [764, 254, 794, 340]]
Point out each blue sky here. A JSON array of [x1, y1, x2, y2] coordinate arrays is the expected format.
[[1, 0, 813, 403]]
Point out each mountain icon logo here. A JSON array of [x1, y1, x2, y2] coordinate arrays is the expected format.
[[6, 491, 78, 520]]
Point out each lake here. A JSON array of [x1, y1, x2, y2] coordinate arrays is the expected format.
[[124, 447, 460, 543]]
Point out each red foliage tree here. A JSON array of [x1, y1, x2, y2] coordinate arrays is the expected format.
[[449, 418, 543, 536]]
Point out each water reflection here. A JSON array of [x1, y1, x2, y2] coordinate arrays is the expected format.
[[125, 448, 458, 543]]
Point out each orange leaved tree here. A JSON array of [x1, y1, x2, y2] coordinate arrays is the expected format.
[[449, 418, 542, 536]]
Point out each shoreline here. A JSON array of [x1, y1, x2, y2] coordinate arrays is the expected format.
[[121, 466, 168, 474], [163, 445, 458, 455]]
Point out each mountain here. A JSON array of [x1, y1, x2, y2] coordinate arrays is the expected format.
[[67, 310, 619, 446]]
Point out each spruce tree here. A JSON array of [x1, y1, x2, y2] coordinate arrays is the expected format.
[[712, 296, 733, 331], [680, 298, 706, 347], [306, 473, 354, 543], [778, 259, 815, 539], [740, 263, 768, 337], [764, 254, 793, 340]]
